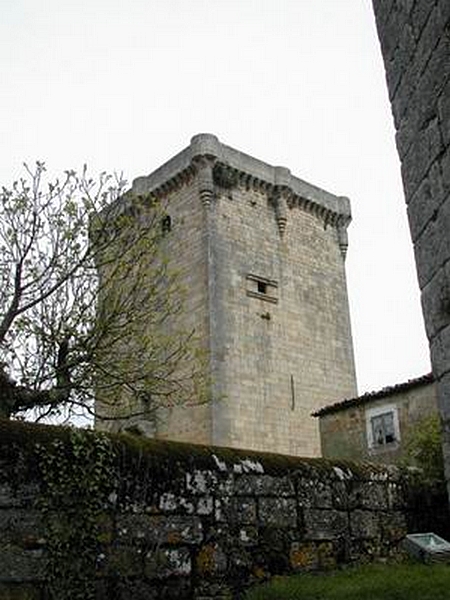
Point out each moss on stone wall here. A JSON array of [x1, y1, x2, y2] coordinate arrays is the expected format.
[[0, 418, 447, 599]]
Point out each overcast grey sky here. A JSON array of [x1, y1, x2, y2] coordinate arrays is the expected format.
[[0, 0, 431, 394]]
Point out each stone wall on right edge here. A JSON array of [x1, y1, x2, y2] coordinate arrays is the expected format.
[[372, 1, 450, 497]]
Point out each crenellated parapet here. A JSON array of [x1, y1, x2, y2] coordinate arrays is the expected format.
[[132, 134, 352, 255]]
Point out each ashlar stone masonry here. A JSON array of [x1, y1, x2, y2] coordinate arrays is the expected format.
[[372, 0, 450, 496], [97, 134, 357, 457]]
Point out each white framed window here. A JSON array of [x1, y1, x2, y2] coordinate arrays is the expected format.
[[365, 404, 400, 450]]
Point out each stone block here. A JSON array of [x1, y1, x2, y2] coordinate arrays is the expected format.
[[196, 496, 214, 516], [436, 371, 450, 421], [0, 545, 46, 583], [438, 78, 450, 148], [116, 514, 203, 545], [412, 5, 445, 79], [303, 509, 348, 540], [195, 543, 227, 577], [407, 162, 446, 242], [289, 541, 319, 571], [0, 510, 44, 548], [387, 482, 407, 510], [391, 55, 420, 127], [440, 146, 450, 193], [410, 0, 434, 40], [297, 478, 332, 508], [401, 117, 443, 201], [0, 485, 22, 509], [258, 498, 297, 528], [414, 197, 450, 288], [186, 470, 218, 495], [145, 546, 191, 579], [215, 496, 257, 524], [331, 481, 349, 510], [105, 580, 159, 600], [234, 474, 294, 497], [194, 582, 233, 600], [420, 263, 450, 340], [350, 510, 380, 539], [379, 511, 407, 543], [349, 482, 388, 510], [237, 525, 258, 546], [372, 0, 395, 30], [0, 583, 43, 600], [107, 545, 143, 578], [349, 538, 383, 562], [430, 323, 450, 378], [374, 3, 401, 62]]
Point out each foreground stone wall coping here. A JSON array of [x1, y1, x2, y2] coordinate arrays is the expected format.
[[0, 419, 446, 599]]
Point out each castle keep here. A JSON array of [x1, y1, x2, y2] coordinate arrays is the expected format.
[[98, 134, 357, 457]]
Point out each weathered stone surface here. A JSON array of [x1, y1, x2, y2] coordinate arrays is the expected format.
[[401, 117, 443, 202], [195, 543, 227, 576], [0, 510, 44, 547], [372, 0, 450, 500], [350, 510, 380, 539], [414, 197, 450, 289], [407, 162, 446, 242], [0, 485, 23, 509], [303, 509, 348, 540], [0, 583, 43, 600], [379, 511, 407, 543], [289, 540, 336, 572], [117, 514, 203, 545], [0, 419, 445, 598], [349, 482, 388, 510], [387, 482, 407, 510], [0, 545, 46, 583], [215, 496, 257, 524], [186, 470, 218, 495], [145, 547, 191, 579], [234, 474, 294, 497], [430, 323, 450, 378], [420, 262, 450, 341], [107, 545, 143, 577], [98, 133, 357, 458], [258, 498, 297, 528], [297, 478, 332, 508]]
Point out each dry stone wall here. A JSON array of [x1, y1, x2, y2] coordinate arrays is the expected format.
[[372, 1, 450, 495], [0, 419, 445, 600]]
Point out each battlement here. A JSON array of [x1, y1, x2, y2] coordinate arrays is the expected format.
[[132, 133, 351, 231]]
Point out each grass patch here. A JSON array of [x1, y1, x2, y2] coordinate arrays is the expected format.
[[245, 563, 450, 600]]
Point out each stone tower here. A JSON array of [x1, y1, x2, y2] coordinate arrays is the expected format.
[[98, 134, 357, 457]]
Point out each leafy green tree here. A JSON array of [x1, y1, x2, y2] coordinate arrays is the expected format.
[[0, 162, 206, 425], [403, 414, 444, 482]]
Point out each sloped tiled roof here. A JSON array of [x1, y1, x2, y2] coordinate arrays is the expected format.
[[312, 373, 434, 417]]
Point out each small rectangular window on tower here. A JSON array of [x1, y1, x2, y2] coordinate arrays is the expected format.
[[246, 274, 278, 303]]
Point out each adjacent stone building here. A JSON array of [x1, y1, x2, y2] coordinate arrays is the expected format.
[[97, 134, 357, 457], [372, 2, 450, 492], [314, 373, 437, 465]]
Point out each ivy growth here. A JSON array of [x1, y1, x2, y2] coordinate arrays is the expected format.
[[36, 429, 116, 600]]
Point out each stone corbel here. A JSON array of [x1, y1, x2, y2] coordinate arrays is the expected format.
[[194, 156, 216, 208], [273, 167, 292, 237], [337, 223, 349, 260], [189, 134, 221, 208]]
